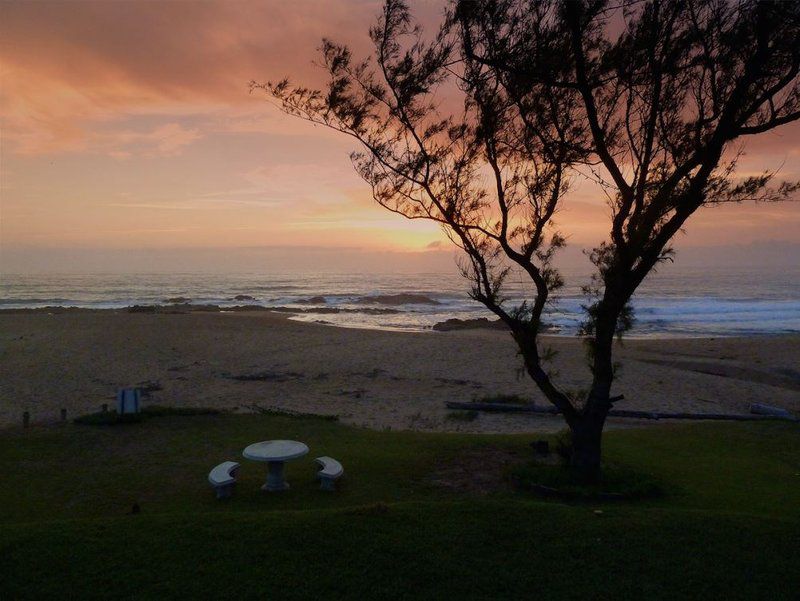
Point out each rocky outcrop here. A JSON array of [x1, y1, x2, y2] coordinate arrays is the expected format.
[[432, 317, 506, 331]]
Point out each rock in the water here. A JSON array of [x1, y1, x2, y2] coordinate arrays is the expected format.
[[231, 294, 256, 301], [296, 295, 327, 304], [164, 296, 191, 304], [128, 305, 158, 313], [432, 317, 506, 331]]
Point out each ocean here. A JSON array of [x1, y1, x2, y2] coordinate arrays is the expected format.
[[1, 266, 799, 337]]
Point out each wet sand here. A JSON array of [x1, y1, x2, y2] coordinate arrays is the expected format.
[[1, 310, 798, 432]]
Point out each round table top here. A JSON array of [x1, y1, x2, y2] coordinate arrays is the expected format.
[[243, 440, 309, 462]]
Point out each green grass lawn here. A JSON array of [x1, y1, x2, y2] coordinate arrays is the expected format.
[[1, 414, 798, 599]]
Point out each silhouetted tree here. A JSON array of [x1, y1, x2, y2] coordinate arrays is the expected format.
[[257, 0, 800, 480]]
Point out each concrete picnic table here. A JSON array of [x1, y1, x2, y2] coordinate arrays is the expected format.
[[243, 440, 309, 491]]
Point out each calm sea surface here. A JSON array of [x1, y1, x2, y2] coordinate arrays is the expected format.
[[1, 266, 798, 337]]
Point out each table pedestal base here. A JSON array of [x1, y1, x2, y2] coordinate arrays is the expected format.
[[262, 460, 289, 491]]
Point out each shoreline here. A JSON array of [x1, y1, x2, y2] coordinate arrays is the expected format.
[[1, 310, 798, 432], [1, 304, 797, 339]]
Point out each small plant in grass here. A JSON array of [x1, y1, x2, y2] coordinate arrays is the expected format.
[[553, 428, 574, 464], [447, 410, 479, 422]]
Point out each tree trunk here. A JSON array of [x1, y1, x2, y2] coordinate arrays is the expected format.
[[567, 409, 607, 483], [511, 321, 612, 483], [573, 294, 619, 483]]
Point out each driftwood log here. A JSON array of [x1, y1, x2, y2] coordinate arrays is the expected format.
[[749, 403, 793, 418], [445, 402, 798, 422]]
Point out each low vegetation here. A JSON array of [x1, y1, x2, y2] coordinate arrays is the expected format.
[[73, 405, 222, 425], [472, 393, 531, 405], [512, 461, 664, 501]]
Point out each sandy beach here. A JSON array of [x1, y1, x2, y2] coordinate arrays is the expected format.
[[1, 309, 798, 432]]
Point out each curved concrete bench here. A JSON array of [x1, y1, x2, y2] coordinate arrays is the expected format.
[[315, 456, 343, 491], [208, 461, 240, 499]]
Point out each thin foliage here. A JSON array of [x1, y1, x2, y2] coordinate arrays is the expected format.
[[255, 0, 800, 472]]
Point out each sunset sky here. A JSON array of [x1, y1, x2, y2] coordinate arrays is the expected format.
[[1, 0, 799, 273]]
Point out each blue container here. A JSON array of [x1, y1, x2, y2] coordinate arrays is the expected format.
[[116, 388, 141, 414]]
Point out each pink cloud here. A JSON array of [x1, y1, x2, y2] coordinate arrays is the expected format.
[[0, 0, 383, 154]]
